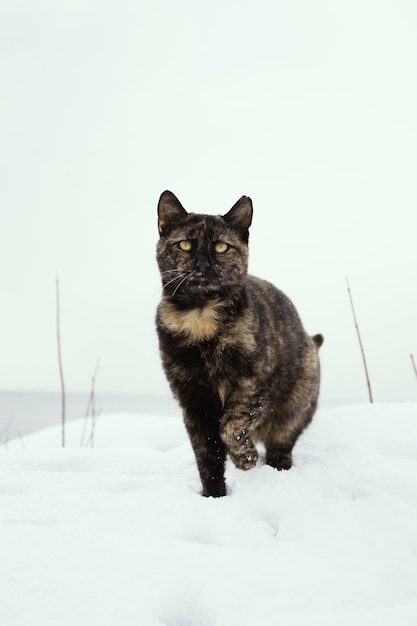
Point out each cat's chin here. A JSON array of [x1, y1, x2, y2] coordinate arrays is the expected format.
[[186, 284, 222, 299]]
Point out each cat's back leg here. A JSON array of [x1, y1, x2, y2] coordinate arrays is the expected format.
[[260, 399, 318, 471], [261, 421, 299, 470]]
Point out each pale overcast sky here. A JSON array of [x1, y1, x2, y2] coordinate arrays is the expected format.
[[1, 0, 416, 404]]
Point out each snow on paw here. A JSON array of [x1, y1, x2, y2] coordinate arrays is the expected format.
[[221, 423, 258, 470], [228, 435, 258, 470]]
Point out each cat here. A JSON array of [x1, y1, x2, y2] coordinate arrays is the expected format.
[[156, 190, 323, 497]]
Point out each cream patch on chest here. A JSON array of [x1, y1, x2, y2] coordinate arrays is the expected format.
[[161, 299, 222, 341]]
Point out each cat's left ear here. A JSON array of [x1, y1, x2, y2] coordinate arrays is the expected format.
[[158, 190, 188, 235], [223, 196, 253, 230]]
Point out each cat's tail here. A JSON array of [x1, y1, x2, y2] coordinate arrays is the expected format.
[[312, 333, 324, 348]]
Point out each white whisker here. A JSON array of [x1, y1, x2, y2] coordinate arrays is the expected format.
[[172, 275, 188, 297], [163, 273, 186, 290]]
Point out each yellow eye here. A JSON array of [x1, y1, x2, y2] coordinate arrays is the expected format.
[[179, 240, 192, 251], [214, 242, 228, 254]]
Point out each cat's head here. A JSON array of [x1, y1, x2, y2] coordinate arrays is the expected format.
[[156, 190, 253, 302]]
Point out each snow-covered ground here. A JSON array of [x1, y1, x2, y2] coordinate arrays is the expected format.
[[1, 403, 417, 626]]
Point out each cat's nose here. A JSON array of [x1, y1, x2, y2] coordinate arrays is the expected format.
[[196, 253, 210, 273]]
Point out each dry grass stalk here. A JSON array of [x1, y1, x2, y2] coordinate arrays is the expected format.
[[0, 416, 14, 448], [346, 276, 374, 403], [56, 276, 66, 447], [411, 353, 417, 380], [80, 359, 100, 447]]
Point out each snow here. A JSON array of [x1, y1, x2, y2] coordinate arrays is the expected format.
[[1, 403, 417, 626]]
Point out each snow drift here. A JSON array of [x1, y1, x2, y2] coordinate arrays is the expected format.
[[1, 403, 416, 625]]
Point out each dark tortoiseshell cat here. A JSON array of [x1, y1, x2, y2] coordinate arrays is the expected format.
[[156, 190, 323, 497]]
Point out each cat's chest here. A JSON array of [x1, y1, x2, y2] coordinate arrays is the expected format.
[[159, 297, 223, 342], [159, 297, 256, 351]]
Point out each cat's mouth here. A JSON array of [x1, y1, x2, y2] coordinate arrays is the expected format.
[[162, 268, 226, 300], [188, 274, 214, 290], [179, 272, 222, 298]]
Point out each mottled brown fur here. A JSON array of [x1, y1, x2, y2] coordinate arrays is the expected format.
[[156, 190, 323, 496]]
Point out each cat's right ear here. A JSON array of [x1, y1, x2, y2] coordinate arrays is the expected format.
[[157, 190, 188, 235]]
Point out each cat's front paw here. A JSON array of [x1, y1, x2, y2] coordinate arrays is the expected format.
[[229, 445, 258, 470], [224, 427, 258, 470]]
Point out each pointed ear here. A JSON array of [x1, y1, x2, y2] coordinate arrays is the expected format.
[[223, 196, 253, 230], [157, 190, 188, 235]]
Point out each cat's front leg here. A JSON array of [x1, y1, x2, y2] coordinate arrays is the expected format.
[[220, 407, 259, 471], [183, 408, 227, 497]]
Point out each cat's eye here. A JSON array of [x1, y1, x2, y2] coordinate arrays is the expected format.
[[179, 240, 192, 252], [214, 242, 228, 254]]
